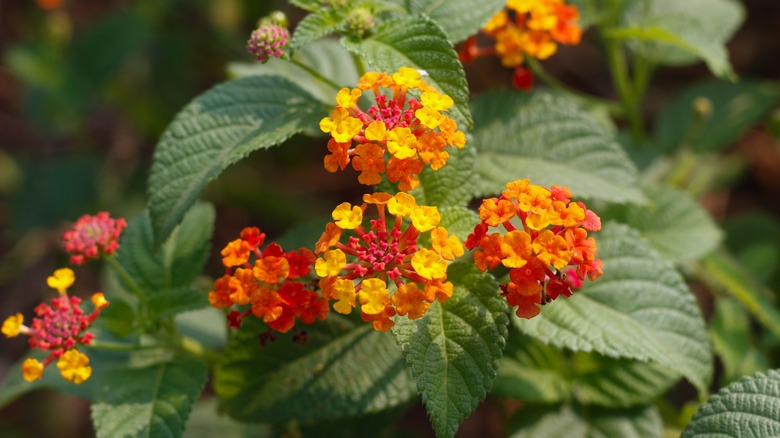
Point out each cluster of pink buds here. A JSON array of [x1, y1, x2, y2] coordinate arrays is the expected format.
[[62, 212, 127, 265], [246, 23, 289, 63], [2, 268, 108, 384]]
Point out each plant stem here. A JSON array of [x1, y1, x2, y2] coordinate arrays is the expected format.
[[290, 58, 342, 91], [105, 256, 148, 305], [88, 340, 161, 351], [605, 40, 645, 142], [525, 57, 624, 116]]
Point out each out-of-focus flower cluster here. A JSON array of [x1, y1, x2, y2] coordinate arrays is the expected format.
[[459, 0, 583, 89], [62, 212, 127, 265], [314, 192, 462, 331], [320, 67, 466, 191], [2, 268, 108, 384], [465, 179, 602, 319], [209, 227, 329, 335]]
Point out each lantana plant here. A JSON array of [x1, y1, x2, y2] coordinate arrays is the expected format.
[[3, 1, 778, 437]]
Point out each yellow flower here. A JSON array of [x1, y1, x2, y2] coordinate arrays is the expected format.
[[358, 278, 390, 315], [386, 127, 418, 159], [364, 120, 388, 142], [392, 67, 421, 88], [411, 249, 447, 280], [415, 107, 445, 129], [331, 279, 356, 314], [336, 87, 361, 109], [431, 227, 464, 261], [333, 117, 363, 143], [332, 202, 363, 229], [22, 358, 43, 382], [47, 268, 75, 294], [410, 206, 441, 232], [315, 249, 347, 278], [57, 350, 92, 384], [2, 313, 23, 338], [387, 192, 418, 217], [500, 230, 532, 268], [91, 293, 109, 310], [420, 91, 454, 111]]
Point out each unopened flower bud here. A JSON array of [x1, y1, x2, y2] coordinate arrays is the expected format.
[[345, 7, 374, 36], [247, 23, 289, 63], [693, 96, 713, 119]]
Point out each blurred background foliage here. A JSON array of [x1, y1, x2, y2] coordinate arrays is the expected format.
[[0, 0, 779, 437]]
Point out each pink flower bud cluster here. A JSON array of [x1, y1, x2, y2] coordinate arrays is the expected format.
[[246, 24, 289, 63], [62, 212, 127, 265]]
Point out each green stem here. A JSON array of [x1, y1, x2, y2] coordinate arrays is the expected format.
[[105, 256, 147, 305], [606, 40, 645, 142], [525, 57, 623, 116], [88, 340, 161, 352], [290, 58, 342, 91], [352, 52, 367, 77]]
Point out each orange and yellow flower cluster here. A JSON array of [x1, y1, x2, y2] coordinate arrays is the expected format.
[[459, 0, 582, 89], [209, 227, 329, 334], [314, 192, 463, 331], [465, 179, 602, 319], [320, 67, 466, 191], [2, 268, 108, 384]]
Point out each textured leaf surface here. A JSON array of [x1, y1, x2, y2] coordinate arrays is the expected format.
[[494, 332, 678, 407], [148, 75, 328, 244], [402, 0, 505, 43], [214, 317, 415, 422], [392, 263, 509, 438], [290, 7, 347, 49], [655, 80, 780, 152], [615, 0, 745, 79], [516, 223, 712, 394], [509, 403, 663, 438], [414, 144, 478, 209], [617, 184, 722, 263], [116, 203, 214, 315], [471, 90, 643, 204], [682, 369, 780, 438], [341, 15, 472, 128], [91, 359, 208, 438], [229, 39, 360, 104]]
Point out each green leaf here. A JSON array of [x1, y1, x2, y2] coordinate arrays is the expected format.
[[614, 0, 745, 79], [516, 222, 713, 395], [438, 206, 480, 242], [147, 286, 209, 319], [214, 317, 416, 423], [91, 359, 208, 438], [614, 184, 722, 263], [682, 369, 780, 438], [392, 262, 509, 438], [494, 332, 678, 408], [148, 75, 329, 244], [401, 0, 505, 43], [290, 7, 349, 50], [414, 144, 478, 209], [471, 90, 644, 204], [184, 397, 270, 438], [117, 202, 214, 293], [509, 403, 663, 438], [229, 39, 359, 106], [710, 298, 768, 385], [655, 80, 780, 153], [341, 15, 472, 129], [175, 307, 228, 350]]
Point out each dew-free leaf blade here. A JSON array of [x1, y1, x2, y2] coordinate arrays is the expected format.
[[509, 403, 663, 438], [472, 90, 644, 204], [400, 0, 506, 43], [148, 75, 329, 244], [682, 369, 780, 438], [392, 263, 509, 438], [214, 317, 416, 422], [91, 359, 208, 438], [341, 15, 472, 129], [516, 222, 712, 394]]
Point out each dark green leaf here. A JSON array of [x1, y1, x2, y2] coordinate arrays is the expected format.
[[148, 75, 329, 244], [147, 286, 209, 319], [413, 144, 478, 209], [291, 7, 349, 49], [341, 15, 472, 129], [392, 262, 509, 438], [402, 0, 505, 43], [655, 80, 780, 152], [516, 223, 712, 395], [710, 298, 768, 385], [509, 403, 663, 438], [214, 317, 416, 422], [682, 369, 780, 438], [91, 359, 208, 438], [471, 90, 644, 204]]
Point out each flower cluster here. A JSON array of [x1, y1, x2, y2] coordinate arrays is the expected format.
[[2, 268, 108, 384], [247, 23, 289, 63], [459, 0, 583, 89], [314, 192, 463, 331], [208, 227, 329, 334], [62, 212, 127, 265], [465, 180, 602, 319], [320, 67, 466, 191]]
